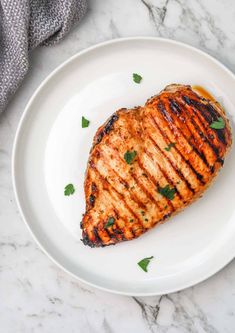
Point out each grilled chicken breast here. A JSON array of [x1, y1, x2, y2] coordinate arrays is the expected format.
[[81, 84, 232, 247]]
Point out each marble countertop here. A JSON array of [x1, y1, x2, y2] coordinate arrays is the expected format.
[[1, 0, 235, 332]]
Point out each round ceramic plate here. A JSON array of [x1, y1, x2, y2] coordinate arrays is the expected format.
[[12, 38, 235, 296]]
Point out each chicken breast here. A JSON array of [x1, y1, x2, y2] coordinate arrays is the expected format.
[[81, 84, 232, 247]]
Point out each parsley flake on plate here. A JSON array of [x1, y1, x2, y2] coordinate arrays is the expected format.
[[105, 216, 115, 228], [138, 256, 154, 272], [210, 117, 225, 129], [124, 150, 137, 164], [133, 73, 142, 84], [64, 183, 75, 196], [164, 142, 176, 151], [82, 116, 90, 128], [158, 185, 176, 200]]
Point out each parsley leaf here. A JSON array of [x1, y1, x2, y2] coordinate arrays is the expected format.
[[133, 73, 142, 84], [138, 256, 154, 272], [158, 185, 176, 200], [105, 217, 115, 228], [64, 183, 75, 196], [124, 150, 137, 164], [210, 117, 225, 129], [82, 116, 90, 128], [164, 142, 176, 151]]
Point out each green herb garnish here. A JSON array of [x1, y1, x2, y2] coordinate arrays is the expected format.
[[105, 216, 115, 228], [64, 183, 75, 196], [124, 150, 137, 164], [138, 256, 154, 272], [133, 73, 142, 84], [210, 117, 225, 129], [82, 116, 90, 128], [164, 142, 176, 151], [158, 185, 176, 200]]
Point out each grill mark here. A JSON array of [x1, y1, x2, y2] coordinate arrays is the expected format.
[[161, 97, 211, 169], [108, 166, 146, 210], [93, 227, 103, 245], [130, 170, 162, 211], [183, 96, 226, 145], [106, 208, 134, 241], [86, 170, 143, 241], [175, 97, 222, 164], [94, 113, 119, 146], [151, 113, 205, 185], [98, 149, 148, 211], [182, 96, 227, 158], [105, 147, 174, 230], [92, 166, 145, 229], [82, 231, 96, 247], [98, 138, 165, 213], [137, 154, 175, 211], [183, 96, 215, 122], [147, 132, 195, 195], [144, 144, 182, 200]]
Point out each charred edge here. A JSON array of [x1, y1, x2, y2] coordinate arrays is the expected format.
[[178, 97, 223, 159], [113, 228, 126, 241], [162, 213, 171, 221], [152, 107, 205, 185], [213, 128, 226, 145], [204, 104, 226, 144], [91, 182, 97, 192], [183, 96, 214, 122], [147, 131, 195, 195], [183, 96, 226, 145], [93, 227, 105, 246], [170, 100, 181, 115], [185, 105, 220, 158], [96, 114, 119, 144], [81, 232, 96, 247], [89, 194, 95, 207], [217, 157, 224, 165], [166, 99, 211, 169]]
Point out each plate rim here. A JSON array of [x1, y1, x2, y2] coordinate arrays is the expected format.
[[12, 36, 235, 296]]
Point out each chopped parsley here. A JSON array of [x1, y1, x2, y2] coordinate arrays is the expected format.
[[129, 219, 134, 222], [82, 116, 90, 128], [158, 185, 176, 200], [105, 216, 115, 228], [210, 117, 225, 129], [124, 150, 137, 164], [64, 183, 75, 196], [164, 142, 176, 151], [133, 73, 142, 84], [138, 256, 154, 272]]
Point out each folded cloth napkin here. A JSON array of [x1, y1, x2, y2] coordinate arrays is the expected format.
[[0, 0, 87, 113]]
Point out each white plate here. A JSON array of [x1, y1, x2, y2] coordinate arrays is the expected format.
[[12, 38, 235, 296]]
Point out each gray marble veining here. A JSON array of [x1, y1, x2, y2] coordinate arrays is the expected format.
[[0, 0, 235, 332]]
